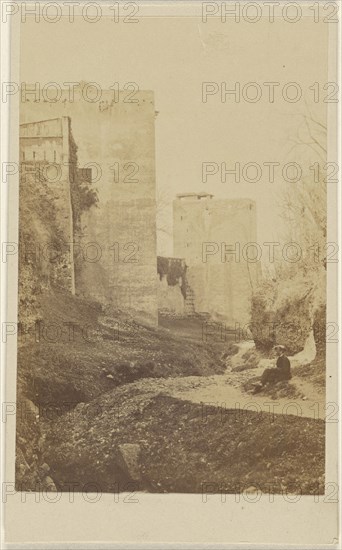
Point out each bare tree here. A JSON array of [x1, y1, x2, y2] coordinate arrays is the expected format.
[[279, 108, 327, 274]]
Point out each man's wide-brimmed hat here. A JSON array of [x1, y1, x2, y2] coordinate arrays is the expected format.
[[273, 344, 286, 351]]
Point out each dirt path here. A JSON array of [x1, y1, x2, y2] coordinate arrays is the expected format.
[[163, 372, 325, 420], [146, 342, 326, 420]]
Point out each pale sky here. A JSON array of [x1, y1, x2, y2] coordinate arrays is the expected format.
[[20, 12, 328, 255]]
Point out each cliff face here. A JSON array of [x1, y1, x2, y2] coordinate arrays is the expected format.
[[16, 169, 74, 491], [250, 269, 326, 357], [18, 171, 73, 327]]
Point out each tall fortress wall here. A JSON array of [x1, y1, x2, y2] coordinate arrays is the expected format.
[[20, 84, 158, 326]]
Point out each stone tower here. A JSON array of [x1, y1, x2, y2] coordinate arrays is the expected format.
[[173, 193, 260, 325], [20, 84, 158, 326]]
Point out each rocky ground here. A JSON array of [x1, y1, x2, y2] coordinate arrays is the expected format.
[[16, 304, 326, 495], [42, 387, 325, 495]]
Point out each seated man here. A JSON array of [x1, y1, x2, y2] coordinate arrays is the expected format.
[[275, 345, 291, 379], [253, 345, 291, 392]]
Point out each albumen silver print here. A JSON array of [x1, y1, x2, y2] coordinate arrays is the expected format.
[[2, 1, 340, 547]]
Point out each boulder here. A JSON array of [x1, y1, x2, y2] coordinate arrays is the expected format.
[[114, 443, 141, 482]]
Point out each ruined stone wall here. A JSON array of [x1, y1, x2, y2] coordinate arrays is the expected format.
[[19, 117, 75, 294], [20, 118, 64, 163], [20, 85, 158, 326], [173, 195, 260, 325]]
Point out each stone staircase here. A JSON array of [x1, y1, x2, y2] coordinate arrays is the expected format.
[[184, 283, 195, 316]]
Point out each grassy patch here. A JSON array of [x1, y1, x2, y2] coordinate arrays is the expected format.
[[243, 377, 304, 400], [293, 357, 325, 391]]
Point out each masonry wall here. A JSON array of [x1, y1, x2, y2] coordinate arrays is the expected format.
[[173, 196, 260, 325], [19, 117, 75, 294], [20, 85, 158, 326]]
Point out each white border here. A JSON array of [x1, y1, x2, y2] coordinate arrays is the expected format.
[[1, 2, 341, 547]]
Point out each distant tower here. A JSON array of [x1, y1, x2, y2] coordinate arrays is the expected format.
[[173, 193, 260, 325]]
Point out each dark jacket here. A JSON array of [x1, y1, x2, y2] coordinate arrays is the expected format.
[[276, 355, 291, 378]]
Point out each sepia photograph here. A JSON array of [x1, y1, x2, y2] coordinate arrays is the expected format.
[[2, 1, 340, 547]]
